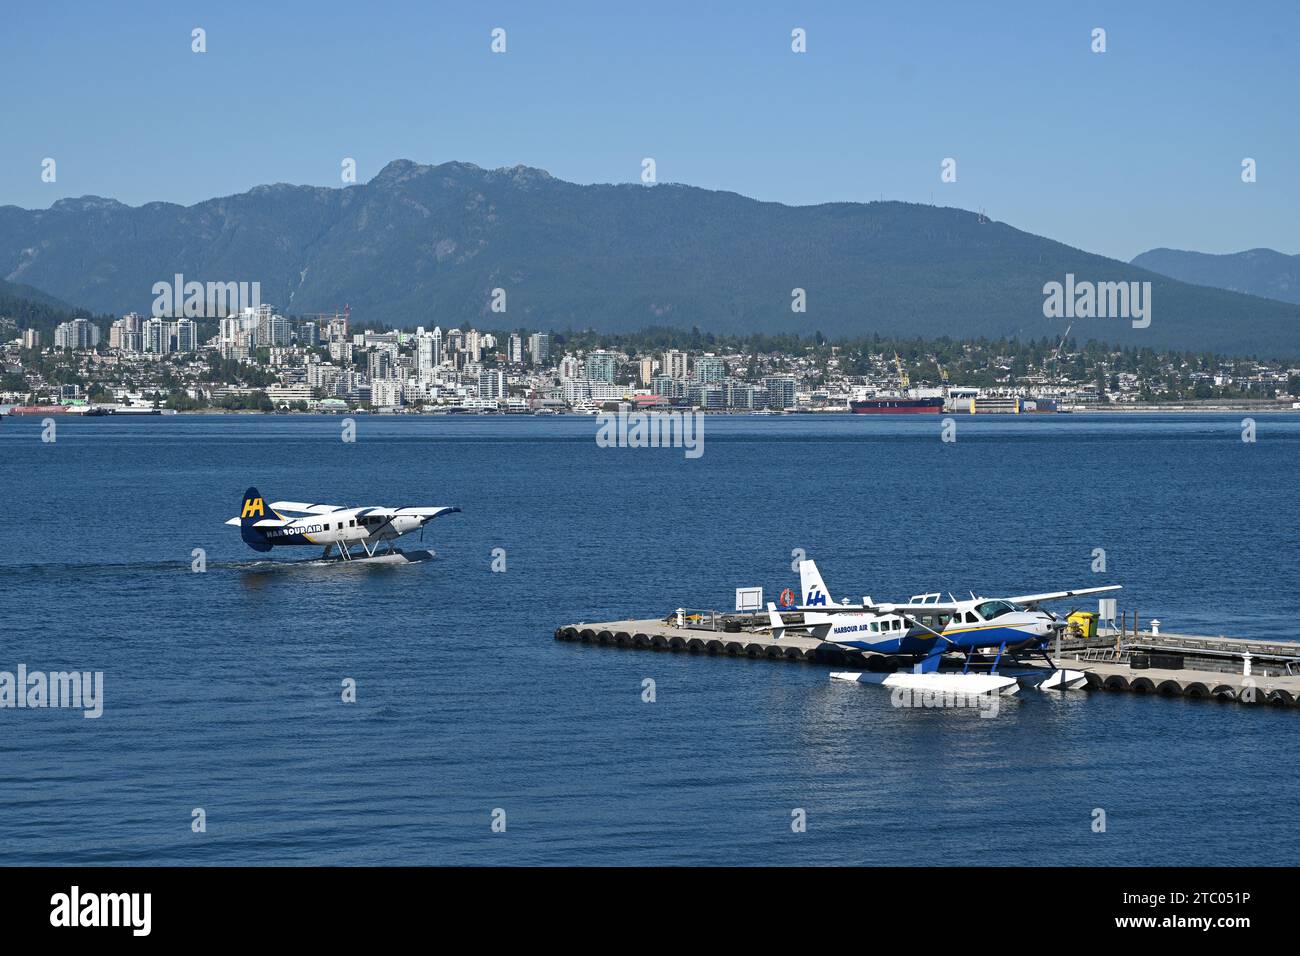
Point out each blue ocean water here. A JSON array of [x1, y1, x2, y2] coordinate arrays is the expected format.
[[1, 412, 1298, 866]]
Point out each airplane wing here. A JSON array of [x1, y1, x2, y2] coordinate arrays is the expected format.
[[269, 501, 345, 515], [872, 586, 1122, 613], [869, 602, 966, 615], [223, 517, 291, 528], [1004, 584, 1122, 606], [392, 506, 462, 521]]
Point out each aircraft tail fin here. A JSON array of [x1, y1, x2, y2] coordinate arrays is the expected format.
[[238, 486, 274, 552], [766, 602, 786, 640], [799, 559, 831, 607]]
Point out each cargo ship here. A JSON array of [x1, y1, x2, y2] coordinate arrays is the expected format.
[[8, 404, 71, 415], [8, 404, 114, 416], [850, 395, 945, 414], [851, 358, 945, 413]]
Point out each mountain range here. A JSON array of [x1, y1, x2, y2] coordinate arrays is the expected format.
[[1130, 248, 1300, 308], [2, 159, 1299, 356]]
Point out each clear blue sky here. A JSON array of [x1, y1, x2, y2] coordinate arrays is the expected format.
[[3, 0, 1295, 261]]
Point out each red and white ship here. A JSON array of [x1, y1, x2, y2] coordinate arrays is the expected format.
[[850, 395, 944, 414], [850, 385, 945, 414]]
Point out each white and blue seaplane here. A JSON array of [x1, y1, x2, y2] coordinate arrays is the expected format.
[[226, 487, 459, 564], [766, 560, 1121, 695]]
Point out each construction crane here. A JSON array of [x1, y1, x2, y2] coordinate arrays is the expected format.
[[893, 352, 910, 390], [1049, 324, 1072, 381]]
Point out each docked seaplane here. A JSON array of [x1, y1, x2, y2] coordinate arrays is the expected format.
[[226, 487, 459, 563], [766, 560, 1121, 695]]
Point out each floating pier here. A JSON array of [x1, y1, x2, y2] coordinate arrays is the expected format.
[[553, 612, 1300, 707]]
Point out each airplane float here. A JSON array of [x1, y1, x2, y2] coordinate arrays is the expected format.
[[226, 487, 459, 563], [766, 560, 1121, 695]]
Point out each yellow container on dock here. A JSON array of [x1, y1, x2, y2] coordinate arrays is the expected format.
[[1068, 611, 1098, 640]]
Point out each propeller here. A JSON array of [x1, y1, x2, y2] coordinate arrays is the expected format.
[[1050, 608, 1081, 632]]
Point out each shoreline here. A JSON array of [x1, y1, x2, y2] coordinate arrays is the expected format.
[[7, 405, 1300, 418]]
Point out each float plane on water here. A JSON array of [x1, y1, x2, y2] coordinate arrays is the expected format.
[[766, 560, 1121, 695], [226, 487, 459, 563]]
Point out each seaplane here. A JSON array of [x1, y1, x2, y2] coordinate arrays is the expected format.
[[226, 487, 459, 563], [766, 560, 1121, 696]]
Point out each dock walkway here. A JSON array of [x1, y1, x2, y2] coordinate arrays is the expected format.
[[554, 615, 1300, 707]]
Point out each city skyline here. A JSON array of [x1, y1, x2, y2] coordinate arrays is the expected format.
[[11, 301, 1298, 417]]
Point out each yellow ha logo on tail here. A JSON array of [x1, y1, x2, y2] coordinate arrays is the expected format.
[[241, 497, 265, 518]]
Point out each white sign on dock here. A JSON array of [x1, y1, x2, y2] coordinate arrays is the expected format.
[[736, 587, 763, 612]]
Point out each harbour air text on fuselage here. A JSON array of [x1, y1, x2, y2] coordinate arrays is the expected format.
[[226, 487, 459, 563]]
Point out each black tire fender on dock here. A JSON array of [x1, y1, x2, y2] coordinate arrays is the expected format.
[[1238, 684, 1265, 705], [1210, 685, 1236, 701], [1267, 689, 1294, 707], [706, 640, 723, 654], [744, 643, 764, 658], [1102, 675, 1129, 692], [579, 629, 596, 643], [813, 645, 846, 665], [1181, 682, 1210, 699], [1130, 677, 1156, 694], [1083, 672, 1104, 690], [668, 635, 686, 651], [687, 638, 706, 653], [1156, 680, 1183, 697], [599, 630, 616, 645], [724, 641, 744, 655], [783, 646, 803, 661]]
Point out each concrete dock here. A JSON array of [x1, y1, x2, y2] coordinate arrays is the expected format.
[[554, 613, 1300, 707]]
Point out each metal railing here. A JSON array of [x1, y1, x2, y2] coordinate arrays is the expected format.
[[1075, 647, 1133, 663], [672, 608, 722, 631]]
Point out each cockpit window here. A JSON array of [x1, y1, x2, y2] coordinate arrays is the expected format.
[[975, 600, 1017, 620]]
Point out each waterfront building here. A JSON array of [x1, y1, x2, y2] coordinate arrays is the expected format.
[[586, 350, 618, 383], [695, 354, 725, 383], [663, 350, 688, 380], [528, 332, 550, 365], [763, 376, 796, 409], [53, 318, 100, 349], [477, 369, 507, 400]]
